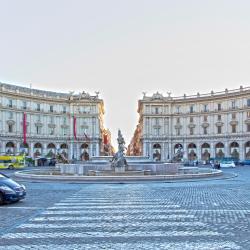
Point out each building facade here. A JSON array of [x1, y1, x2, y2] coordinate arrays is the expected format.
[[128, 86, 250, 162], [0, 82, 108, 160]]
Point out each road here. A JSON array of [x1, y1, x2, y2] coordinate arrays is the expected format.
[[0, 167, 250, 249]]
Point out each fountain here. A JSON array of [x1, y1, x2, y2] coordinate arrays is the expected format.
[[110, 129, 128, 173], [14, 130, 223, 182]]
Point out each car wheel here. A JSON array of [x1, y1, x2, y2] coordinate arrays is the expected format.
[[8, 165, 15, 170], [0, 193, 4, 205]]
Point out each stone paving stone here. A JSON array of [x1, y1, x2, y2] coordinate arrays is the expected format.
[[0, 167, 250, 249]]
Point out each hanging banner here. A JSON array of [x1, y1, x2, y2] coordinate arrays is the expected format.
[[23, 112, 27, 144], [73, 116, 77, 140], [103, 134, 108, 145]]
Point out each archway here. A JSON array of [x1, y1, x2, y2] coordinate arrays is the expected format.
[[188, 143, 197, 161], [34, 143, 42, 158], [153, 143, 161, 161], [20, 142, 29, 155], [47, 143, 56, 158], [215, 142, 225, 159], [173, 143, 183, 162], [6, 142, 15, 155], [230, 142, 239, 159], [80, 143, 89, 161], [201, 143, 210, 162], [60, 143, 68, 158], [245, 141, 250, 159]]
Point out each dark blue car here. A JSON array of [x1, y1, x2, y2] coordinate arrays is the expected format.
[[239, 160, 250, 166], [0, 173, 26, 205]]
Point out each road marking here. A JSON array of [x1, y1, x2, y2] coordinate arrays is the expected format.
[[42, 209, 188, 215], [1, 230, 225, 239], [0, 207, 43, 210], [0, 242, 241, 250], [18, 221, 207, 229], [31, 214, 196, 222]]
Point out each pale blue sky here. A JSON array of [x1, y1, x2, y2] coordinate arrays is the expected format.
[[1, 0, 250, 146]]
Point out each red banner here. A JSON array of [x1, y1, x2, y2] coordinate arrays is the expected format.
[[103, 134, 108, 145], [73, 116, 77, 140], [23, 112, 27, 144]]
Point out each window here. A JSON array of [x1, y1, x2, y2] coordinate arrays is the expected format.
[[155, 107, 159, 114], [247, 99, 250, 107], [23, 101, 27, 110], [36, 126, 41, 135], [8, 99, 12, 108], [232, 124, 236, 133], [203, 104, 208, 112], [36, 103, 40, 111], [50, 105, 53, 112], [218, 103, 222, 111], [218, 115, 221, 121], [176, 117, 180, 123], [203, 115, 208, 122], [190, 127, 194, 135], [232, 100, 236, 109], [176, 106, 180, 113], [63, 117, 67, 124], [50, 116, 54, 123], [8, 112, 13, 119], [49, 127, 54, 135], [190, 117, 193, 123], [8, 124, 13, 133], [37, 114, 41, 122], [247, 124, 250, 132], [190, 105, 194, 113], [232, 113, 236, 119], [203, 127, 207, 135], [63, 106, 67, 113], [217, 126, 222, 134], [176, 128, 180, 136]]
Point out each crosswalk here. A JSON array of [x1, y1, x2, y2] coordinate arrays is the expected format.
[[0, 189, 241, 250]]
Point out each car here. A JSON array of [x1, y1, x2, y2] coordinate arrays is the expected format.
[[0, 172, 26, 205], [239, 160, 250, 166], [220, 161, 236, 168]]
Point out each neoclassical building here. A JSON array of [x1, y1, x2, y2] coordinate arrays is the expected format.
[[128, 86, 250, 162], [0, 82, 109, 160]]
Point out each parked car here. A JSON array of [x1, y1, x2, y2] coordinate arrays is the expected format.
[[36, 157, 56, 166], [220, 161, 236, 168], [239, 160, 250, 166], [0, 172, 26, 204]]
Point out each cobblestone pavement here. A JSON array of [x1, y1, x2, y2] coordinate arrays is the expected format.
[[0, 167, 250, 249]]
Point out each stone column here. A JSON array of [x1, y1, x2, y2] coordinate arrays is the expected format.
[[210, 143, 215, 158], [30, 142, 34, 158], [239, 141, 244, 160]]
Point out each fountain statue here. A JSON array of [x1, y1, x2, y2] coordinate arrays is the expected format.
[[111, 129, 128, 172]]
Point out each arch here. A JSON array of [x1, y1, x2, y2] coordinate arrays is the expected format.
[[81, 143, 89, 149], [6, 142, 15, 148], [245, 141, 250, 159], [188, 143, 196, 149], [47, 143, 56, 149], [60, 143, 68, 149], [215, 142, 224, 159], [153, 143, 161, 161], [34, 143, 42, 148]]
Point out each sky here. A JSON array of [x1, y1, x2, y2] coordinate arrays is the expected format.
[[1, 0, 250, 146]]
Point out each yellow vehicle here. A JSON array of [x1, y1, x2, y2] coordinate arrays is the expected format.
[[0, 155, 25, 170]]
